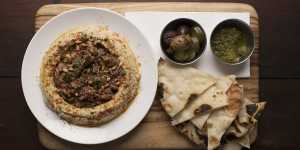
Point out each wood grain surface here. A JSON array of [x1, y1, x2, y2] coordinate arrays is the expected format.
[[35, 2, 259, 149]]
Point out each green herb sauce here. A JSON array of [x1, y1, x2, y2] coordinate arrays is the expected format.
[[211, 27, 250, 63]]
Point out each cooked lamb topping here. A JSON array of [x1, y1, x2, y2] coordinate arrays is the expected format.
[[53, 33, 125, 108]]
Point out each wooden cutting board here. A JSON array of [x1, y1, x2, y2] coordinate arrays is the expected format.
[[35, 2, 259, 149]]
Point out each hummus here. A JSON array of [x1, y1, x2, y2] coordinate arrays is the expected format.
[[40, 25, 140, 126]]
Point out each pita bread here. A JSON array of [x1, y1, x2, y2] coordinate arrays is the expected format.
[[226, 120, 250, 138], [226, 100, 266, 138], [249, 125, 257, 144], [234, 134, 251, 149], [221, 130, 253, 150], [157, 60, 267, 149], [220, 129, 252, 150], [206, 84, 243, 150], [224, 101, 266, 149], [215, 75, 237, 92], [171, 76, 236, 125], [238, 98, 254, 124], [230, 126, 256, 149], [226, 98, 254, 138], [158, 59, 216, 117], [220, 134, 251, 150], [247, 102, 267, 124], [191, 113, 211, 130], [176, 122, 206, 148]]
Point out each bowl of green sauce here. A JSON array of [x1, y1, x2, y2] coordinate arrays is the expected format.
[[160, 18, 207, 65], [210, 19, 255, 65]]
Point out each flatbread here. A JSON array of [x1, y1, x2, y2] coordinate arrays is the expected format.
[[247, 102, 267, 124], [206, 84, 243, 150], [229, 126, 255, 149], [158, 59, 216, 117], [225, 101, 267, 149], [157, 59, 267, 149], [226, 98, 254, 138], [234, 134, 251, 149], [171, 76, 236, 125], [191, 113, 211, 130], [226, 120, 250, 138], [176, 122, 206, 148], [249, 125, 257, 144], [227, 101, 267, 138], [238, 98, 254, 124]]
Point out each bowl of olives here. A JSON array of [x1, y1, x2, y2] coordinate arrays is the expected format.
[[210, 19, 255, 65], [160, 18, 206, 65]]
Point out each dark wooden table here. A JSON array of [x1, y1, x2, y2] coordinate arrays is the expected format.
[[1, 0, 299, 149]]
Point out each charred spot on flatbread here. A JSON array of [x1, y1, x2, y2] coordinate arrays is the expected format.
[[223, 132, 237, 141], [194, 104, 213, 115], [188, 93, 199, 101]]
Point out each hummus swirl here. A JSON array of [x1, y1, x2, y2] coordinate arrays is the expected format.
[[40, 26, 140, 126]]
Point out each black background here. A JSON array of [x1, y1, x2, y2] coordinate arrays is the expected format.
[[1, 0, 300, 149]]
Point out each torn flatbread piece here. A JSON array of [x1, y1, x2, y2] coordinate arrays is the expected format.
[[247, 102, 267, 124], [226, 120, 250, 138], [234, 132, 251, 149], [176, 122, 207, 148], [226, 98, 254, 138], [238, 98, 254, 124], [172, 76, 236, 125], [227, 100, 267, 138], [227, 126, 255, 149], [249, 124, 257, 144], [158, 59, 216, 117], [225, 101, 266, 149], [206, 84, 243, 150], [171, 86, 226, 125], [215, 75, 237, 92], [191, 113, 211, 130]]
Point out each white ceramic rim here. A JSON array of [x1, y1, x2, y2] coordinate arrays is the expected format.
[[21, 7, 158, 144]]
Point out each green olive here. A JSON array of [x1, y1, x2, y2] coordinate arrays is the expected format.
[[190, 26, 205, 42], [190, 36, 200, 52], [186, 49, 196, 61]]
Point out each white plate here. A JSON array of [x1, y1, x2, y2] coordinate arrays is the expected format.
[[21, 8, 158, 144]]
